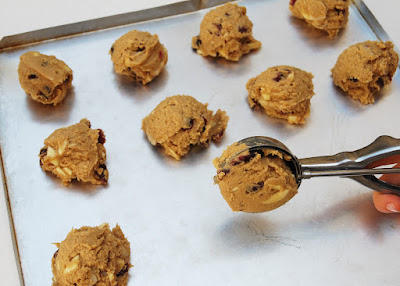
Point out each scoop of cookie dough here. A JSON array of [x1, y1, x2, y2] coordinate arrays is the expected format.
[[247, 65, 315, 124], [289, 0, 350, 38], [142, 95, 229, 160], [52, 223, 131, 286], [110, 29, 168, 85], [192, 3, 261, 61], [331, 41, 399, 104], [39, 119, 108, 186], [18, 51, 73, 105], [213, 142, 298, 213]]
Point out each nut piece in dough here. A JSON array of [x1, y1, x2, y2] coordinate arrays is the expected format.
[[39, 119, 108, 186], [331, 41, 399, 104], [192, 3, 261, 61], [247, 65, 314, 125], [213, 142, 298, 213], [289, 0, 350, 38], [51, 223, 131, 286], [142, 95, 229, 160], [18, 51, 73, 105], [110, 30, 168, 85]]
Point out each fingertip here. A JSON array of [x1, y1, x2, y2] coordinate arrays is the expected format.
[[373, 191, 400, 213]]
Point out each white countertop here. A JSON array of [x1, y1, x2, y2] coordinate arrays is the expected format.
[[0, 0, 399, 285]]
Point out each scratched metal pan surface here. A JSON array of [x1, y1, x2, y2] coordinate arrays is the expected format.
[[1, 0, 400, 285]]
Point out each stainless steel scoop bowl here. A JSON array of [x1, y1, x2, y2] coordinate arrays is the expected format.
[[236, 135, 400, 194]]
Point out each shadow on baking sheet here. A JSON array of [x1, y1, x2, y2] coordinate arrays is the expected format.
[[288, 17, 341, 48], [331, 83, 395, 112], [25, 86, 76, 123], [217, 214, 302, 253], [43, 172, 107, 196], [217, 193, 400, 254], [113, 68, 169, 102]]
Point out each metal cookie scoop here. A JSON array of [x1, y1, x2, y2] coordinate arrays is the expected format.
[[235, 135, 400, 194]]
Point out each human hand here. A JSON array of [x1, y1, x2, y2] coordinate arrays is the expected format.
[[369, 155, 400, 213]]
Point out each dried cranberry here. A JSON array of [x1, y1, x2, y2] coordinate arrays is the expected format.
[[377, 77, 385, 87], [238, 26, 248, 33], [159, 50, 163, 60], [230, 153, 256, 166], [53, 249, 59, 259], [349, 77, 359, 82], [335, 8, 344, 14], [273, 73, 284, 82], [110, 46, 114, 54], [246, 181, 264, 194], [217, 169, 230, 175], [97, 129, 106, 144], [196, 38, 202, 47], [214, 23, 222, 31], [290, 0, 297, 5], [183, 119, 194, 131], [116, 263, 129, 276]]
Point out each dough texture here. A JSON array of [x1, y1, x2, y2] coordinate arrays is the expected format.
[[142, 95, 229, 160], [213, 142, 298, 213], [289, 0, 350, 38], [332, 41, 399, 104], [247, 65, 314, 124], [52, 223, 131, 286], [110, 30, 168, 85], [39, 119, 108, 186], [18, 51, 73, 105], [192, 3, 261, 61]]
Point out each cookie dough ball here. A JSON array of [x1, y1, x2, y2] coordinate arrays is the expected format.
[[192, 3, 261, 61], [332, 41, 399, 104], [289, 0, 350, 38], [247, 65, 314, 124], [110, 30, 168, 85], [213, 142, 298, 213], [18, 51, 73, 105], [39, 119, 108, 186], [51, 223, 131, 286], [142, 95, 229, 160]]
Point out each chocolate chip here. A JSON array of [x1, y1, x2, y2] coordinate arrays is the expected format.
[[201, 117, 208, 133], [38, 92, 48, 100], [110, 45, 114, 54], [97, 129, 106, 144], [137, 46, 145, 52], [225, 13, 230, 16], [116, 263, 129, 276], [28, 74, 38, 79], [377, 77, 385, 87], [349, 77, 358, 82], [238, 26, 248, 33]]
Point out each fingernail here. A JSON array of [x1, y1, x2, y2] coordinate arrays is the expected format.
[[386, 203, 400, 213]]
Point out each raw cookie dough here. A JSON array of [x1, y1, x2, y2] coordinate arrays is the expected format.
[[18, 51, 73, 105], [247, 65, 315, 125], [52, 223, 131, 286], [142, 95, 229, 160], [289, 0, 350, 38], [213, 142, 298, 213], [331, 41, 399, 104], [192, 3, 261, 61], [110, 29, 168, 85], [39, 119, 108, 186]]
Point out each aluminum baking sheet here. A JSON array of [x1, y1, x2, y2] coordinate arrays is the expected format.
[[1, 0, 400, 285]]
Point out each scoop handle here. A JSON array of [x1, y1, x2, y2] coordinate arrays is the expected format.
[[299, 136, 400, 194]]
